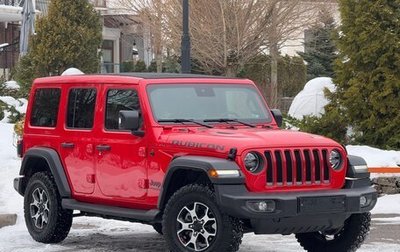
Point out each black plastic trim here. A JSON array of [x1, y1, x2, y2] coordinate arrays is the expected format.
[[13, 177, 26, 196], [19, 147, 71, 198], [214, 184, 377, 220], [157, 156, 244, 209], [347, 155, 370, 179], [62, 199, 159, 222]]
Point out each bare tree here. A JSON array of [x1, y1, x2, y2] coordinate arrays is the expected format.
[[117, 0, 335, 106], [162, 0, 276, 76], [264, 0, 332, 107]]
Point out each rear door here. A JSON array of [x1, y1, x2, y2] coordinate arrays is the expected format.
[[59, 86, 98, 194], [95, 85, 148, 200]]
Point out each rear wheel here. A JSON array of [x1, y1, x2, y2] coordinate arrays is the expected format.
[[162, 184, 243, 252], [296, 213, 371, 252], [24, 172, 73, 243]]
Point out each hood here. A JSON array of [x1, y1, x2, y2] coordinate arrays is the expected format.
[[157, 127, 341, 155]]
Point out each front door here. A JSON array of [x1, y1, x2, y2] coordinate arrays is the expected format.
[[95, 86, 147, 199]]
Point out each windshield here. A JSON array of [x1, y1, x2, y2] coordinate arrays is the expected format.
[[147, 84, 272, 124]]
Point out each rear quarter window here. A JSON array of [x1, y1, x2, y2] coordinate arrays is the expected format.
[[30, 88, 61, 127]]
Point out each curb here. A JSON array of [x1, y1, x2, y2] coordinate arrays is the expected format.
[[0, 214, 17, 228]]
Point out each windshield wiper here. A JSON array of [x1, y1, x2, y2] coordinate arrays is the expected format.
[[203, 118, 256, 128], [158, 119, 213, 128]]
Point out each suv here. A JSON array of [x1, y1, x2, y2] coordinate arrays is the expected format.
[[14, 73, 377, 252]]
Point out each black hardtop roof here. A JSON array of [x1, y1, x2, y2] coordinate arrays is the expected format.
[[106, 72, 241, 79]]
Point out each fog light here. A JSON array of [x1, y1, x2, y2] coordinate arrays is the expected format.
[[360, 195, 373, 208], [247, 200, 276, 213], [360, 196, 367, 207]]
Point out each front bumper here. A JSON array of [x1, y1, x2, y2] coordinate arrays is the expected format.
[[215, 184, 377, 234]]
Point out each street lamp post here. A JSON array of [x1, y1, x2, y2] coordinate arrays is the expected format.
[[181, 0, 191, 73]]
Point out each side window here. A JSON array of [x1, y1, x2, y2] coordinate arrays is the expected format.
[[67, 88, 97, 129], [105, 89, 139, 130], [30, 88, 61, 127]]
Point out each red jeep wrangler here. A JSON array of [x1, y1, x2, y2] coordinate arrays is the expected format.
[[14, 73, 377, 252]]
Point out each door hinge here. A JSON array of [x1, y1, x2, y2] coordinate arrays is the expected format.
[[138, 178, 149, 189]]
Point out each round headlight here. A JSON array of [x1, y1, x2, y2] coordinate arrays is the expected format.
[[329, 149, 343, 170], [244, 152, 263, 173]]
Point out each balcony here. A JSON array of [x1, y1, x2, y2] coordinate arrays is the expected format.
[[0, 0, 24, 7], [0, 0, 23, 22]]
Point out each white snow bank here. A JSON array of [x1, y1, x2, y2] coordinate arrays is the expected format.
[[4, 80, 20, 90], [347, 145, 400, 168], [288, 77, 335, 119], [0, 96, 27, 123], [0, 123, 23, 214], [371, 195, 400, 214]]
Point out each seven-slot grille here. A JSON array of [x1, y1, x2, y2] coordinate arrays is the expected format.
[[265, 149, 331, 186]]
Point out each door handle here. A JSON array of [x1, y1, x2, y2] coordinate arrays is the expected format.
[[61, 142, 75, 148], [96, 145, 111, 151]]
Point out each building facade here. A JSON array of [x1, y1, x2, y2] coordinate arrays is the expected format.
[[0, 0, 152, 79]]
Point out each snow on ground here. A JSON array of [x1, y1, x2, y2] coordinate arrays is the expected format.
[[0, 122, 400, 252], [371, 195, 400, 215], [288, 77, 335, 120], [0, 96, 27, 123]]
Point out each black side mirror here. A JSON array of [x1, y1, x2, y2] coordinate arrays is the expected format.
[[119, 110, 144, 136], [271, 109, 283, 128]]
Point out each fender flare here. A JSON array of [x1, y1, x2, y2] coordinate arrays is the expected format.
[[157, 156, 244, 209], [344, 155, 371, 189], [19, 147, 71, 198]]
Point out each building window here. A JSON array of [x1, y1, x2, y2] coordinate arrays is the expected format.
[[102, 40, 114, 73]]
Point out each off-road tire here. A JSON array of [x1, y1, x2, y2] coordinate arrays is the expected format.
[[162, 184, 243, 252], [296, 213, 371, 252], [153, 223, 163, 235], [24, 172, 73, 243]]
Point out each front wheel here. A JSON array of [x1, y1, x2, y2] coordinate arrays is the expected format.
[[296, 213, 371, 252], [162, 184, 243, 252], [24, 172, 73, 243]]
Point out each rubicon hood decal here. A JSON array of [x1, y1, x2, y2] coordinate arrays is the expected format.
[[171, 140, 225, 151]]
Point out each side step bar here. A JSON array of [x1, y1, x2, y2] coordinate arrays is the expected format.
[[62, 199, 160, 222]]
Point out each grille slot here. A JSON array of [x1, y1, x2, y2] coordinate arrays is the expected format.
[[284, 150, 293, 184], [265, 149, 330, 187], [275, 151, 283, 184]]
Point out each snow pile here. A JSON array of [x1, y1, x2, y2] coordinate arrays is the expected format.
[[288, 77, 335, 119], [347, 145, 400, 167], [0, 96, 27, 123], [4, 80, 20, 90], [61, 68, 84, 76]]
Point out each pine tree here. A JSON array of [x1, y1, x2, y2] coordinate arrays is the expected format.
[[298, 12, 337, 80], [333, 0, 400, 149], [14, 0, 102, 96]]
